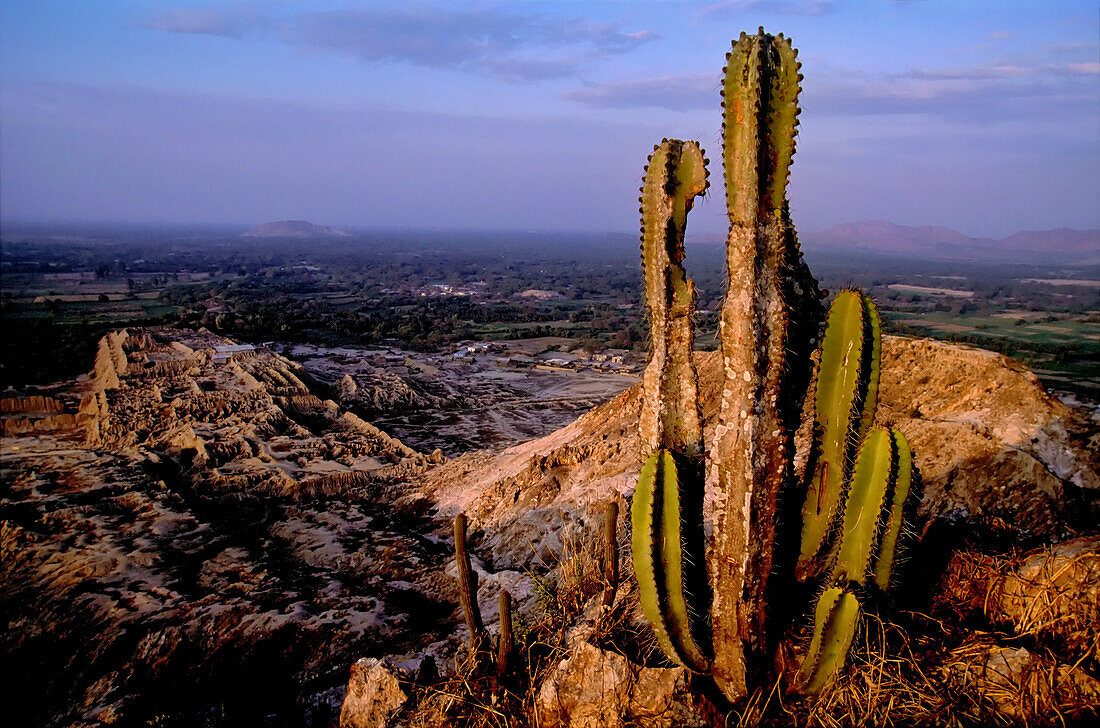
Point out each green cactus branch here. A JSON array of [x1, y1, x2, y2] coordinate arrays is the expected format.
[[633, 138, 712, 673], [797, 290, 881, 581]]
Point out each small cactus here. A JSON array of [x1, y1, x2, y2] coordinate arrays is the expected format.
[[496, 590, 513, 680], [454, 513, 486, 648], [602, 500, 620, 609]]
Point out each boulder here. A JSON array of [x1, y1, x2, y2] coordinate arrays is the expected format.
[[951, 646, 1100, 722], [338, 658, 408, 728], [535, 642, 706, 728]]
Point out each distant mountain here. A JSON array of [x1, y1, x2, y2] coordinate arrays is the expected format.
[[801, 220, 1099, 264], [241, 220, 350, 238]]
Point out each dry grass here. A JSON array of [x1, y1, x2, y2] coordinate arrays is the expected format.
[[403, 514, 633, 728], [937, 537, 1100, 669], [404, 526, 1100, 728]]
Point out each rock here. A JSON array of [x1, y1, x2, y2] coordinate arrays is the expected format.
[[338, 658, 409, 728], [535, 642, 707, 728], [939, 536, 1100, 664], [952, 646, 1100, 722]]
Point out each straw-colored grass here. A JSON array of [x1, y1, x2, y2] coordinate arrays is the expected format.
[[403, 526, 1100, 727]]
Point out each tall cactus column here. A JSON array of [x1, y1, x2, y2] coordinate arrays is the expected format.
[[709, 29, 821, 700], [632, 139, 712, 672]]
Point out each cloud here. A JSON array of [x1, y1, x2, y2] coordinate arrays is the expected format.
[[702, 0, 835, 17], [142, 4, 656, 81], [562, 73, 715, 110], [140, 5, 269, 39], [561, 55, 1098, 127], [805, 60, 1099, 120]]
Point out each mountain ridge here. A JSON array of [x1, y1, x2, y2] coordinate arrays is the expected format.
[[798, 220, 1099, 263]]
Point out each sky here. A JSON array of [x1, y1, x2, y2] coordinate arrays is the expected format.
[[1, 0, 1097, 238]]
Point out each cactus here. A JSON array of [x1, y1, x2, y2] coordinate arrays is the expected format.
[[453, 514, 519, 685], [454, 513, 487, 652], [709, 28, 823, 699], [630, 28, 917, 703], [602, 500, 620, 609], [496, 590, 513, 680]]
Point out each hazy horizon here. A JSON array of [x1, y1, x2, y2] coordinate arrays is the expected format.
[[2, 1, 1098, 239]]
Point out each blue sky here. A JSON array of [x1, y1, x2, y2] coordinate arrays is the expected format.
[[1, 1, 1097, 237]]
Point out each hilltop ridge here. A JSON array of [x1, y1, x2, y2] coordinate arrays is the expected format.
[[241, 220, 350, 238]]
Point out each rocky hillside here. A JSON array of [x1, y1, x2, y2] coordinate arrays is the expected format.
[[401, 336, 1099, 727], [416, 336, 1098, 565], [2, 329, 1097, 727], [0, 329, 459, 727]]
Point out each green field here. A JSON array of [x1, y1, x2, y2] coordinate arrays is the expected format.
[[883, 310, 1100, 398]]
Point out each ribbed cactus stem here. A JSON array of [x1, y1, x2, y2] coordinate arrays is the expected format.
[[799, 586, 860, 694], [496, 590, 513, 680], [833, 427, 894, 585], [632, 450, 711, 672], [454, 514, 486, 650], [638, 138, 708, 461], [602, 500, 619, 609], [872, 429, 914, 591], [797, 290, 880, 580], [709, 28, 821, 701]]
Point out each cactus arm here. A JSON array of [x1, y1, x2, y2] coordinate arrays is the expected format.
[[632, 451, 709, 670], [797, 290, 875, 576], [638, 139, 708, 460], [659, 452, 712, 671], [798, 587, 860, 694], [857, 293, 882, 440], [762, 35, 800, 212], [872, 428, 913, 591], [634, 138, 712, 672], [632, 451, 682, 663], [833, 427, 894, 585]]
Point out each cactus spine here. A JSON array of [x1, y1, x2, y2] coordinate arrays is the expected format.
[[709, 28, 822, 699]]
